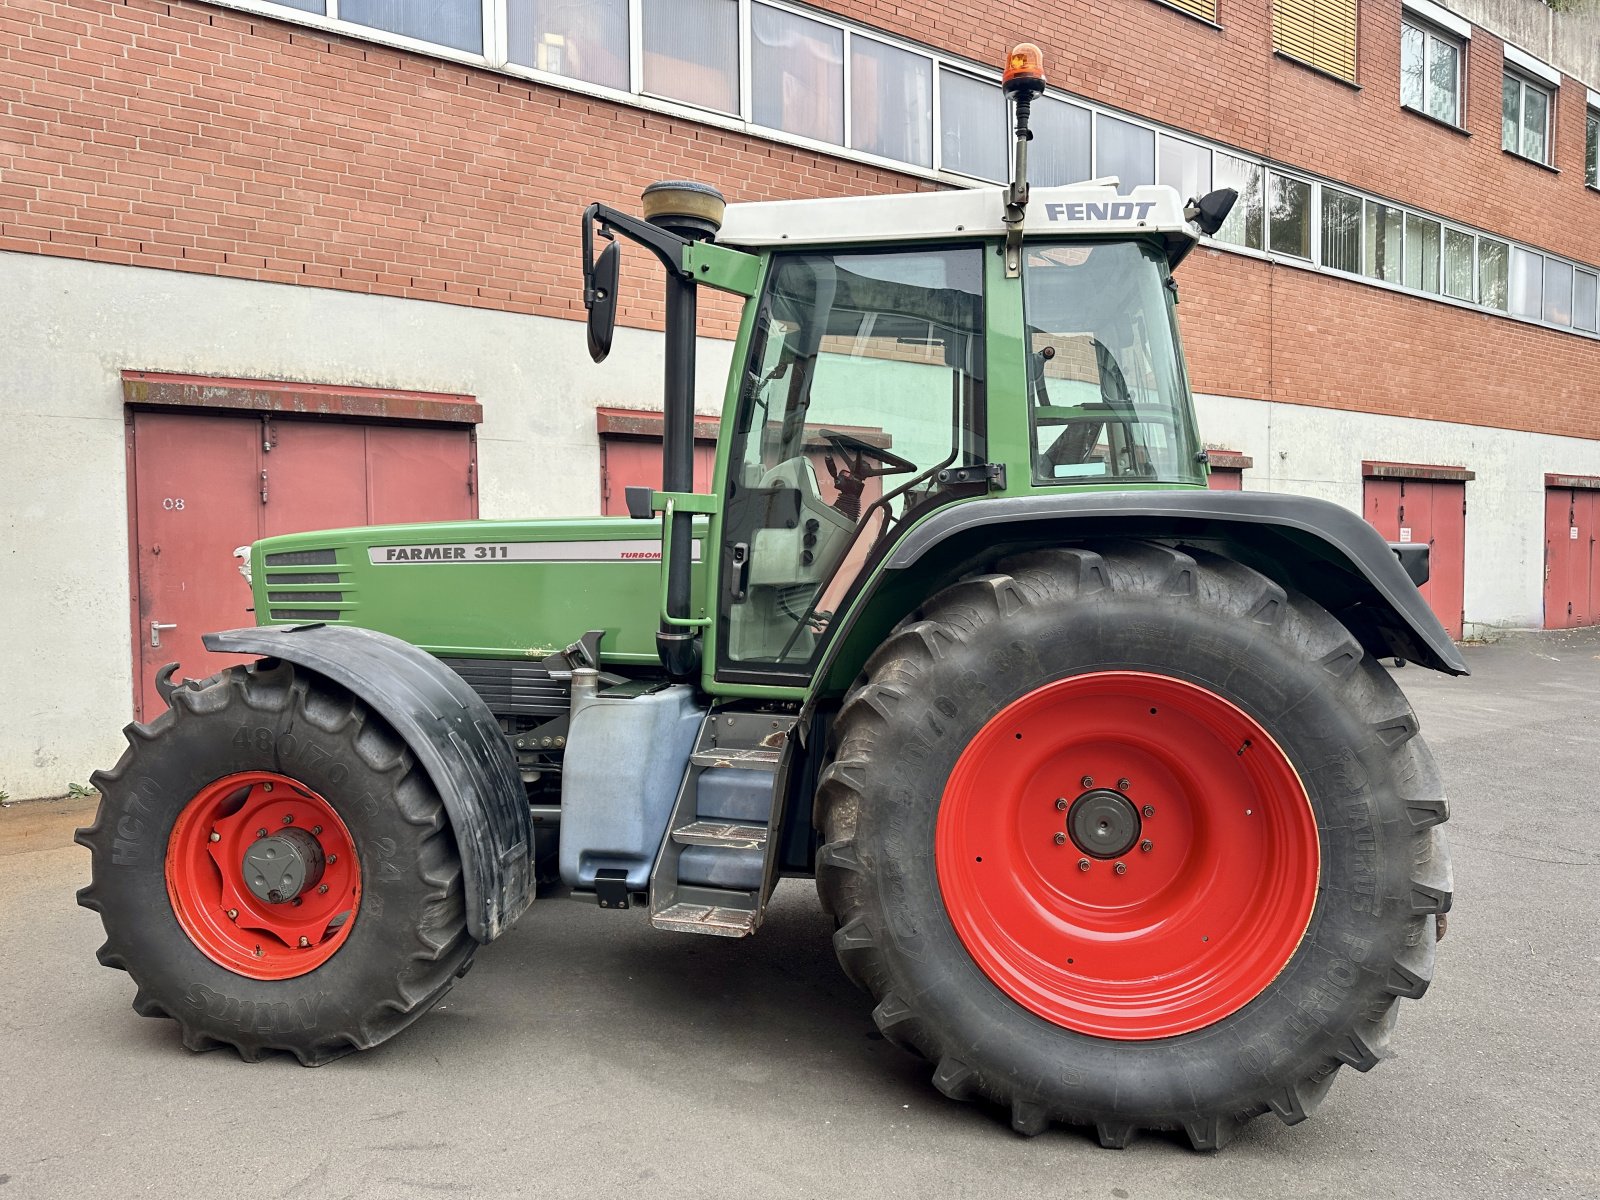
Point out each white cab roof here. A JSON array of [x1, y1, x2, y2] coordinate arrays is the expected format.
[[717, 181, 1196, 248]]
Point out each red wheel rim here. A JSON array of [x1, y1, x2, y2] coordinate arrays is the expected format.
[[935, 671, 1319, 1039], [165, 771, 361, 980]]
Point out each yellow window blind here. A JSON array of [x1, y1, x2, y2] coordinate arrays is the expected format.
[[1273, 0, 1358, 83], [1161, 0, 1218, 22]]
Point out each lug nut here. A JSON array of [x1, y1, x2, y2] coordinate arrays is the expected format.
[[317, 883, 329, 895], [282, 813, 294, 824], [209, 831, 220, 842], [226, 908, 238, 920], [1114, 862, 1127, 875], [1080, 775, 1093, 789], [1053, 832, 1067, 845], [298, 936, 311, 948], [262, 783, 273, 793], [326, 854, 337, 865], [1077, 858, 1091, 872], [311, 825, 322, 836], [291, 897, 302, 907], [1118, 778, 1131, 791], [1142, 805, 1155, 818], [256, 828, 268, 839], [1140, 839, 1153, 853], [1055, 797, 1068, 811]]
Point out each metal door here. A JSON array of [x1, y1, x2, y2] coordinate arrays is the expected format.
[[1544, 487, 1597, 629], [599, 437, 717, 516], [1364, 477, 1466, 640], [1207, 469, 1243, 491], [129, 411, 477, 720]]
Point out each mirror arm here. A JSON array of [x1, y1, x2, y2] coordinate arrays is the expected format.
[[585, 202, 694, 280]]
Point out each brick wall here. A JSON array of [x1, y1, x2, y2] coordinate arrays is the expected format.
[[1, 0, 1596, 437]]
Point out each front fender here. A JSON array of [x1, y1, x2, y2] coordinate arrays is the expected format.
[[823, 490, 1468, 688], [203, 624, 534, 942]]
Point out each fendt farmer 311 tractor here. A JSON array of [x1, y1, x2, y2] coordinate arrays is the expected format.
[[80, 46, 1461, 1150]]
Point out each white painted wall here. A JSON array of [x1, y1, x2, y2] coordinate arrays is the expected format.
[[1195, 393, 1600, 636], [0, 251, 731, 800], [1, 250, 1595, 797]]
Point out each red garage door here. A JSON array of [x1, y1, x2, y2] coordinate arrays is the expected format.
[[1205, 449, 1252, 491], [126, 379, 479, 721], [1363, 463, 1472, 641], [1544, 477, 1600, 629]]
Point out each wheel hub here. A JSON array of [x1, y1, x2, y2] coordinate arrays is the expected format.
[[1067, 789, 1140, 859], [242, 827, 325, 904]]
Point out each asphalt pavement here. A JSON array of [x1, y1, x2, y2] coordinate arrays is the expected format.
[[2, 630, 1597, 1199]]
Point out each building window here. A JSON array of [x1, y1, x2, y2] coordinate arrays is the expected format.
[[850, 37, 933, 167], [340, 0, 483, 53], [1502, 70, 1552, 163], [1363, 200, 1403, 284], [1587, 107, 1598, 187], [1400, 15, 1462, 126], [1320, 187, 1362, 273], [642, 0, 739, 115], [1509, 246, 1544, 319], [1443, 228, 1474, 301], [1213, 152, 1263, 249], [1094, 113, 1155, 194], [1575, 270, 1599, 333], [751, 4, 844, 144], [1158, 0, 1217, 21], [940, 70, 1006, 181], [508, 0, 628, 90], [1030, 97, 1091, 186], [1544, 258, 1573, 326], [1478, 238, 1510, 311], [1158, 135, 1211, 201], [1268, 173, 1311, 259], [1403, 213, 1441, 294], [1272, 0, 1358, 83]]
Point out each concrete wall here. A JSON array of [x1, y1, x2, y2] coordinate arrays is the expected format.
[[0, 249, 731, 801], [1196, 392, 1600, 635], [1452, 0, 1600, 90]]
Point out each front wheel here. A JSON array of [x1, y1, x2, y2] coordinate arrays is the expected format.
[[77, 659, 475, 1064], [815, 542, 1451, 1148]]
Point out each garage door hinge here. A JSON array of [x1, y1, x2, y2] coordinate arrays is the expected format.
[[260, 469, 268, 505], [467, 461, 476, 496]]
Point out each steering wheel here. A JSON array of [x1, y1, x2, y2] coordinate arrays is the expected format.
[[819, 429, 916, 523], [821, 430, 916, 479]]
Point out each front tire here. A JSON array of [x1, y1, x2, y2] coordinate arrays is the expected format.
[[815, 542, 1451, 1148], [77, 659, 475, 1064]]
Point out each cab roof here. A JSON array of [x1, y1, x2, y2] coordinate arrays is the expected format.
[[716, 181, 1198, 255]]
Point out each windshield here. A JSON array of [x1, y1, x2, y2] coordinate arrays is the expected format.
[[1023, 241, 1202, 485], [719, 246, 986, 670]]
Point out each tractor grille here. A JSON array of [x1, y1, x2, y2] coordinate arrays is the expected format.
[[439, 658, 570, 719], [262, 551, 352, 623]]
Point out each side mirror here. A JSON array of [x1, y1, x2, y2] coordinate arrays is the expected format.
[[585, 240, 620, 364], [1185, 187, 1239, 237]]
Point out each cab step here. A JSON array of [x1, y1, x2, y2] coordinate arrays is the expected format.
[[650, 902, 757, 938], [689, 746, 782, 770], [672, 820, 768, 849]]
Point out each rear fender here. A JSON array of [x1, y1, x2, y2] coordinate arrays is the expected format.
[[816, 491, 1469, 697], [203, 624, 534, 942]]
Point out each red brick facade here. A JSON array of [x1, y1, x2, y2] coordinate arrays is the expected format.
[[2, 0, 1595, 434]]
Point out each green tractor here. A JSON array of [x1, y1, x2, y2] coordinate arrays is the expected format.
[[79, 48, 1458, 1149]]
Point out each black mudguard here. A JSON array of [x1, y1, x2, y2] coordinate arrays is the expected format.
[[881, 490, 1470, 675], [203, 624, 534, 942]]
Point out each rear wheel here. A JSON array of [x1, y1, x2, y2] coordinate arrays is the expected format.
[[77, 659, 474, 1064], [815, 542, 1451, 1148]]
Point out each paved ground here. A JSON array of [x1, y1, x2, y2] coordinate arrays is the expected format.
[[3, 630, 1598, 1199]]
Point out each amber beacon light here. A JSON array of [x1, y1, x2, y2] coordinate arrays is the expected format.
[[1002, 42, 1046, 93]]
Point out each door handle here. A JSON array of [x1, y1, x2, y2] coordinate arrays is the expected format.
[[150, 621, 177, 648]]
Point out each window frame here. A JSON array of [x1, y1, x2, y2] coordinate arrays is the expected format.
[[1502, 67, 1555, 165], [1399, 13, 1464, 128]]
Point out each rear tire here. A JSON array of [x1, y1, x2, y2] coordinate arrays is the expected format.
[[815, 541, 1451, 1148], [77, 659, 474, 1065]]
